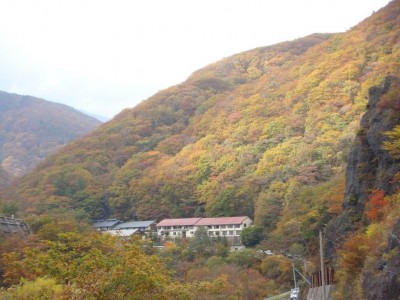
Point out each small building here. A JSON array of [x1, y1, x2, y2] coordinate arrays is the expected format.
[[93, 219, 121, 231], [93, 219, 156, 239], [112, 220, 156, 237], [0, 216, 31, 236], [106, 228, 139, 237], [156, 218, 201, 238]]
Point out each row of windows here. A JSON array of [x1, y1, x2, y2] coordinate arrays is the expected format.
[[161, 225, 194, 230], [207, 224, 242, 229], [170, 231, 194, 236], [169, 230, 241, 236], [208, 230, 241, 236], [160, 224, 246, 230]]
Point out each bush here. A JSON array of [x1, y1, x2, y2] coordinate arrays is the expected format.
[[1, 277, 64, 300], [241, 226, 264, 247]]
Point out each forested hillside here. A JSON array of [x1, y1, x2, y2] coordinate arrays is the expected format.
[[3, 0, 399, 225], [0, 1, 399, 299], [0, 91, 102, 185]]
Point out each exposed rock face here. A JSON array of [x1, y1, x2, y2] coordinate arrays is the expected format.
[[325, 76, 400, 299], [362, 220, 400, 300], [344, 76, 400, 208]]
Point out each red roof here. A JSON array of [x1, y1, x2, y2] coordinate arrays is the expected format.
[[195, 216, 249, 226], [156, 218, 201, 227]]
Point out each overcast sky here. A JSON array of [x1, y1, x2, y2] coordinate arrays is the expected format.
[[0, 0, 392, 119]]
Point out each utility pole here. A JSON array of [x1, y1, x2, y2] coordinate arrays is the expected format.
[[319, 230, 326, 300], [292, 263, 297, 289]]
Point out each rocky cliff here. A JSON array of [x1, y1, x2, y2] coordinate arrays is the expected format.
[[325, 76, 400, 299], [362, 219, 400, 300]]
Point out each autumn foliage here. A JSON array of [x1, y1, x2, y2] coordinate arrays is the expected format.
[[0, 231, 232, 299], [1, 0, 399, 231], [0, 1, 400, 298], [366, 189, 387, 221]]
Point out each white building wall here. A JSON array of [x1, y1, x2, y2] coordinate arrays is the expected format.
[[157, 225, 196, 238], [200, 218, 253, 238], [156, 217, 253, 240]]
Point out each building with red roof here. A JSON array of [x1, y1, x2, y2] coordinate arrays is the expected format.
[[156, 216, 252, 241], [156, 218, 201, 239], [156, 218, 201, 227], [195, 216, 249, 226]]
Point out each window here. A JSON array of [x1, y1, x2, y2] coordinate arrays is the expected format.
[[235, 230, 241, 235], [222, 231, 227, 236], [234, 225, 240, 228], [244, 224, 246, 227], [229, 231, 234, 235], [228, 225, 233, 228], [215, 231, 220, 236], [214, 225, 219, 229], [221, 225, 226, 229]]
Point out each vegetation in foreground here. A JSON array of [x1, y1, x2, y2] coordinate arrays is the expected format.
[[0, 220, 297, 299]]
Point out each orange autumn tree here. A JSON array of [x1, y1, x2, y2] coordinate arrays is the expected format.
[[366, 189, 387, 221]]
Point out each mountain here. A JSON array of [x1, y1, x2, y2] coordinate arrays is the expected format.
[[0, 1, 399, 298], [0, 91, 102, 185], [2, 0, 399, 222]]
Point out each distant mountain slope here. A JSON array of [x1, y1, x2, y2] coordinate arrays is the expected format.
[[1, 0, 399, 233], [0, 91, 102, 184]]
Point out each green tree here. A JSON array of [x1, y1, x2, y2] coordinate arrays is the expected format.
[[241, 226, 264, 247], [188, 226, 214, 258], [384, 125, 400, 159], [187, 226, 228, 259], [1, 277, 63, 300], [0, 202, 18, 217], [227, 249, 260, 268]]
